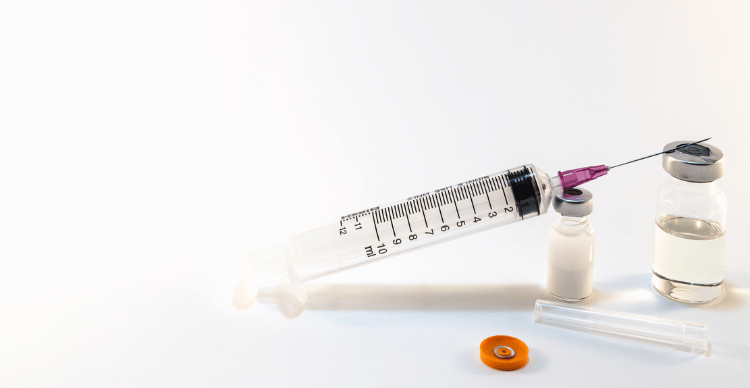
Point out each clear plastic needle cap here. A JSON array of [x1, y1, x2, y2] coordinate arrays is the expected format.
[[534, 299, 709, 355]]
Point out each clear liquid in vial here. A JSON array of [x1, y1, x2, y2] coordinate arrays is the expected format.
[[652, 215, 726, 303]]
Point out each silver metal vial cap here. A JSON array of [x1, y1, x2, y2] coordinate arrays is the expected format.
[[553, 187, 593, 217], [662, 141, 724, 182]]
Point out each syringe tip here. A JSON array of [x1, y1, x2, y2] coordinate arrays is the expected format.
[[558, 165, 609, 189]]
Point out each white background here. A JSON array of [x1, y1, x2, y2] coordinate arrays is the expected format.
[[2, 1, 749, 387]]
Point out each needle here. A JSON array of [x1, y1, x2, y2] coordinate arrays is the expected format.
[[608, 137, 711, 169], [559, 137, 712, 189]]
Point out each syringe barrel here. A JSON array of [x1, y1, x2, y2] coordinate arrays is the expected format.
[[244, 164, 559, 303]]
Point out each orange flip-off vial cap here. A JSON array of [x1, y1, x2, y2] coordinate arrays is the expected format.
[[479, 335, 529, 371]]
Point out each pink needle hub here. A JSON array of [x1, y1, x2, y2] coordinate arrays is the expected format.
[[559, 165, 610, 189]]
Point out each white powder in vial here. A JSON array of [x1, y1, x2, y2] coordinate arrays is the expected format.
[[546, 217, 595, 301]]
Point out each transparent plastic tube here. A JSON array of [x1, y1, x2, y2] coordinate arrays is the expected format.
[[242, 165, 561, 304], [534, 299, 709, 355]]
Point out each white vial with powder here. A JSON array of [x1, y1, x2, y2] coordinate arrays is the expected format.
[[546, 187, 595, 301], [652, 141, 727, 303]]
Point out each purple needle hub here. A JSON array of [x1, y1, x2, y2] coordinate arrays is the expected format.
[[559, 165, 610, 189]]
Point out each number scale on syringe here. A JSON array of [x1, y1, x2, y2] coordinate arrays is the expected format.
[[331, 170, 524, 276]]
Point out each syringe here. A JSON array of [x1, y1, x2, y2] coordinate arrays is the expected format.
[[242, 139, 710, 305]]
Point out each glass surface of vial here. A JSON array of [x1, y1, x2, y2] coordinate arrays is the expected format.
[[547, 215, 595, 301], [653, 177, 727, 303]]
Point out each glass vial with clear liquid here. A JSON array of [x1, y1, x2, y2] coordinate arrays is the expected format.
[[652, 141, 726, 303], [547, 187, 595, 301]]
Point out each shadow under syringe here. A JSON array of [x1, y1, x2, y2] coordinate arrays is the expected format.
[[237, 281, 549, 318]]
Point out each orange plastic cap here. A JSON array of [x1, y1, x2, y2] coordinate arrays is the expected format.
[[479, 335, 529, 371]]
